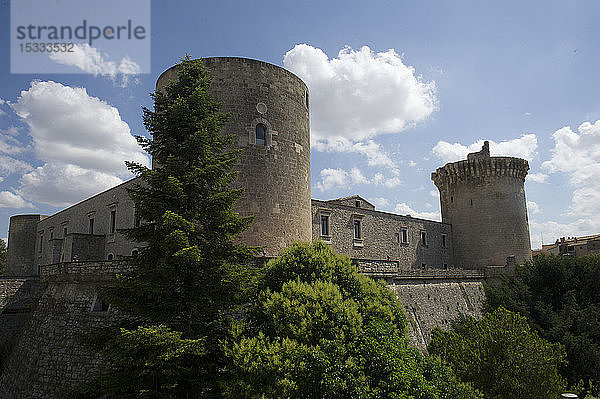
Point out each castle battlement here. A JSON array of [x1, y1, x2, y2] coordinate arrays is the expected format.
[[431, 141, 529, 187]]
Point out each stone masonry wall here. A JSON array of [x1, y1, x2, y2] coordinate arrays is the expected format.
[[389, 278, 486, 350], [312, 199, 453, 269], [0, 278, 44, 372], [0, 261, 132, 398], [35, 179, 141, 271]]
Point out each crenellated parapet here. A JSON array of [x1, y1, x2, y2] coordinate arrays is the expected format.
[[432, 143, 529, 188]]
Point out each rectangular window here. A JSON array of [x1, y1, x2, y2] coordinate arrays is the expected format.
[[354, 219, 362, 240], [89, 218, 94, 234], [109, 210, 116, 234], [63, 226, 67, 238], [401, 227, 408, 244], [421, 231, 427, 246], [320, 214, 329, 237], [49, 228, 53, 240], [441, 233, 447, 248], [38, 232, 43, 252]]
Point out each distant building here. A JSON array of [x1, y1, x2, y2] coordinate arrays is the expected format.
[[533, 234, 600, 257]]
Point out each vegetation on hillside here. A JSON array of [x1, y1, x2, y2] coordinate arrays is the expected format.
[[225, 241, 481, 398], [429, 307, 566, 399], [486, 254, 600, 397]]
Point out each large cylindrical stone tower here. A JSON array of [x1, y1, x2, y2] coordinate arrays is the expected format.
[[431, 141, 531, 269], [157, 57, 312, 256]]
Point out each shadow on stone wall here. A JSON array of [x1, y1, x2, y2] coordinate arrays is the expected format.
[[0, 277, 44, 370]]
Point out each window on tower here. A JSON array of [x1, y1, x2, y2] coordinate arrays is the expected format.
[[255, 123, 266, 146]]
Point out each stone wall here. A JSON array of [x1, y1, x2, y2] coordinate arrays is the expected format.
[[388, 277, 486, 350], [312, 199, 453, 269], [0, 261, 132, 398], [35, 179, 140, 271], [0, 258, 489, 397], [0, 278, 44, 371]]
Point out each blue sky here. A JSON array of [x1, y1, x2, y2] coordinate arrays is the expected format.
[[1, 0, 600, 249]]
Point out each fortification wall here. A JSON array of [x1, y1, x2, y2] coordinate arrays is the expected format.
[[0, 277, 44, 370], [157, 58, 312, 256], [388, 275, 486, 350], [0, 262, 132, 399]]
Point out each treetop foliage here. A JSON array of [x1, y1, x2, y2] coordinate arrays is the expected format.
[[429, 307, 566, 399], [486, 254, 600, 396], [225, 241, 481, 398]]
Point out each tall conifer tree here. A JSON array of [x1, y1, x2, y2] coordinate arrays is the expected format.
[[89, 55, 259, 397]]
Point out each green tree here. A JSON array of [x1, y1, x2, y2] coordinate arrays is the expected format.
[[83, 55, 260, 398], [429, 307, 566, 399], [225, 241, 481, 398], [486, 254, 600, 396], [0, 239, 6, 275]]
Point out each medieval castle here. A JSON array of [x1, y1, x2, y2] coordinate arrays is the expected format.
[[0, 58, 532, 398]]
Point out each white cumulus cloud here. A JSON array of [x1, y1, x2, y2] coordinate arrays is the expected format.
[[542, 121, 600, 218], [312, 138, 395, 168], [0, 155, 32, 178], [368, 197, 390, 209], [316, 168, 348, 191], [50, 44, 140, 87], [527, 173, 548, 183], [316, 168, 401, 192], [0, 191, 32, 209], [284, 44, 436, 166], [10, 80, 149, 207], [432, 134, 538, 163], [527, 201, 541, 215], [394, 202, 440, 221]]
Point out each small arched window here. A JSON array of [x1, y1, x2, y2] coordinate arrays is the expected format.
[[107, 253, 114, 261], [255, 123, 266, 146], [131, 249, 138, 258]]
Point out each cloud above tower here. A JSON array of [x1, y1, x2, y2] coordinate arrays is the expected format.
[[284, 44, 437, 147], [432, 134, 538, 163], [9, 80, 149, 207]]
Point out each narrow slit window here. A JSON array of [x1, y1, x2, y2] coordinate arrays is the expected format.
[[442, 234, 447, 248], [255, 123, 266, 146], [109, 210, 116, 234], [421, 231, 427, 246], [354, 219, 362, 240], [401, 228, 408, 244], [89, 218, 94, 234], [320, 214, 330, 236]]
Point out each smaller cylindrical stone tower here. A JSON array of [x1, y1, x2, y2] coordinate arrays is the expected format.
[[431, 141, 531, 269], [6, 214, 47, 276]]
